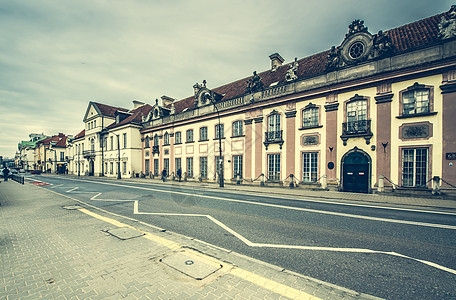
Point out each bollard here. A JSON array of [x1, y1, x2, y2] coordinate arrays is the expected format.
[[432, 176, 441, 195], [321, 174, 327, 190], [183, 172, 188, 182], [236, 173, 241, 185], [289, 174, 295, 188], [260, 173, 265, 186], [378, 175, 385, 193]]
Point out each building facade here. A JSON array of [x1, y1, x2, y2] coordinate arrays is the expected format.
[[140, 7, 456, 193]]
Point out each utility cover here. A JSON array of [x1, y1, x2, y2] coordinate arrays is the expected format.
[[62, 205, 82, 210], [107, 227, 145, 240], [160, 250, 222, 280]]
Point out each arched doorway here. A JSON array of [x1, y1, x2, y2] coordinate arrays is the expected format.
[[88, 159, 94, 176], [341, 148, 371, 193]]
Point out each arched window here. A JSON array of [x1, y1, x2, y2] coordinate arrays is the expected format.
[[145, 136, 150, 148], [164, 132, 170, 145]]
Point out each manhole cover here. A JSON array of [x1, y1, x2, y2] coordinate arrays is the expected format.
[[160, 249, 222, 280], [107, 227, 145, 240]]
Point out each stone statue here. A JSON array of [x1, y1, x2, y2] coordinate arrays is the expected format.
[[438, 5, 456, 39], [347, 19, 368, 37], [246, 71, 264, 94], [326, 46, 340, 70], [373, 30, 394, 57], [285, 57, 299, 82]]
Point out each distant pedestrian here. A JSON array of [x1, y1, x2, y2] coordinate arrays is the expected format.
[[161, 169, 167, 182], [176, 168, 182, 182], [2, 167, 9, 182]]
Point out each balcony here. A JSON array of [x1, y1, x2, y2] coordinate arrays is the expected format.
[[341, 120, 373, 145], [83, 150, 96, 158], [264, 130, 284, 150]]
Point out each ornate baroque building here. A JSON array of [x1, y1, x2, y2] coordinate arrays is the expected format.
[[140, 7, 456, 193]]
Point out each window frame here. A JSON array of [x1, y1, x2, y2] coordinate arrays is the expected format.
[[232, 120, 244, 137], [400, 146, 430, 188], [215, 123, 225, 139], [398, 83, 435, 118], [186, 129, 194, 143], [199, 126, 208, 141], [175, 131, 182, 144]]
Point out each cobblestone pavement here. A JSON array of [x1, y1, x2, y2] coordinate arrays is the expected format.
[[0, 179, 381, 300]]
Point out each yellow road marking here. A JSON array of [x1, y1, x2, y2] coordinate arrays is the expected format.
[[78, 207, 321, 300]]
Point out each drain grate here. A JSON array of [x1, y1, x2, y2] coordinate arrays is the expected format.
[[160, 249, 222, 280], [106, 227, 145, 240]]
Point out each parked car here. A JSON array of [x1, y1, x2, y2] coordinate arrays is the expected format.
[[19, 169, 26, 174], [30, 170, 42, 174]]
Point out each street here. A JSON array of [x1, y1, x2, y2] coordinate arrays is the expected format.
[[29, 175, 456, 299]]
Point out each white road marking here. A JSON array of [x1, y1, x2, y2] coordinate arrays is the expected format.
[[39, 180, 456, 276]]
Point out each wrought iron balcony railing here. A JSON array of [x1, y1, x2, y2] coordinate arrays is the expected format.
[[83, 150, 96, 158], [264, 130, 284, 150], [340, 119, 373, 145]]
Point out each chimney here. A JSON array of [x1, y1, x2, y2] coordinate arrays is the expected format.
[[133, 100, 145, 109], [269, 53, 284, 71]]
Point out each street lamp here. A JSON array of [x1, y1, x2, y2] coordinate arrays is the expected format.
[[113, 133, 121, 180], [206, 91, 224, 187]]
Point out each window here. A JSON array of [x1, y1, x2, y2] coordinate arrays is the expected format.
[[110, 136, 113, 150], [402, 148, 428, 187], [175, 158, 181, 172], [90, 138, 95, 151], [104, 137, 108, 150], [302, 152, 318, 183], [164, 158, 169, 174], [267, 154, 281, 181], [145, 159, 150, 175], [187, 157, 194, 177], [266, 113, 282, 142], [154, 134, 159, 146], [105, 162, 108, 174], [110, 162, 114, 174], [175, 132, 182, 144], [233, 155, 243, 178], [145, 136, 150, 148], [60, 152, 65, 162], [123, 162, 127, 175], [164, 132, 170, 145], [232, 121, 243, 137], [200, 127, 208, 141], [200, 157, 208, 178], [346, 98, 367, 133], [186, 129, 193, 143], [123, 133, 127, 149], [403, 89, 430, 116], [215, 124, 224, 139], [154, 159, 159, 176], [94, 120, 96, 128], [302, 106, 319, 128]]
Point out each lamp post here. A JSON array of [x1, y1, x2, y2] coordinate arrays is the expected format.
[[207, 92, 224, 187], [113, 133, 121, 180], [50, 141, 57, 174]]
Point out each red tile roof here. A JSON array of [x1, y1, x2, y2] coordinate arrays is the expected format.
[[74, 129, 85, 139], [168, 10, 448, 114], [106, 104, 153, 130], [92, 102, 129, 117]]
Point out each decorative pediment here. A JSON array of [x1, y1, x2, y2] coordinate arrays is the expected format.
[[193, 80, 223, 108], [144, 100, 171, 122], [326, 20, 395, 71]]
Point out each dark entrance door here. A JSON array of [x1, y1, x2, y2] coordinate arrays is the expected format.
[[342, 151, 370, 193]]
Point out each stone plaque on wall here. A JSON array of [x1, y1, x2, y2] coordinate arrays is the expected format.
[[402, 124, 430, 139], [302, 135, 319, 146]]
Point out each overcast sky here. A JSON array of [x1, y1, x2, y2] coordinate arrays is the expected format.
[[0, 0, 452, 159]]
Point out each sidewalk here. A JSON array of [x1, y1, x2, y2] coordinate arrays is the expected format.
[[119, 176, 456, 211], [0, 179, 381, 299]]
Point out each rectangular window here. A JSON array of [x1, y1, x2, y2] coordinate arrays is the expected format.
[[105, 162, 108, 174], [303, 107, 319, 128], [403, 89, 429, 115], [110, 136, 113, 150], [402, 148, 428, 187], [267, 154, 281, 181], [164, 158, 169, 174], [175, 132, 182, 144], [187, 157, 194, 177], [154, 159, 159, 176], [233, 155, 243, 178], [215, 124, 224, 139], [60, 152, 65, 162], [110, 162, 113, 174], [200, 157, 208, 178], [232, 121, 243, 137], [145, 159, 150, 175], [200, 127, 208, 141], [123, 133, 127, 149], [123, 162, 127, 175], [175, 158, 182, 172], [302, 152, 318, 183], [186, 129, 193, 143]]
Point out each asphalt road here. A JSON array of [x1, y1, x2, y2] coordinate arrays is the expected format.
[[29, 175, 456, 299]]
